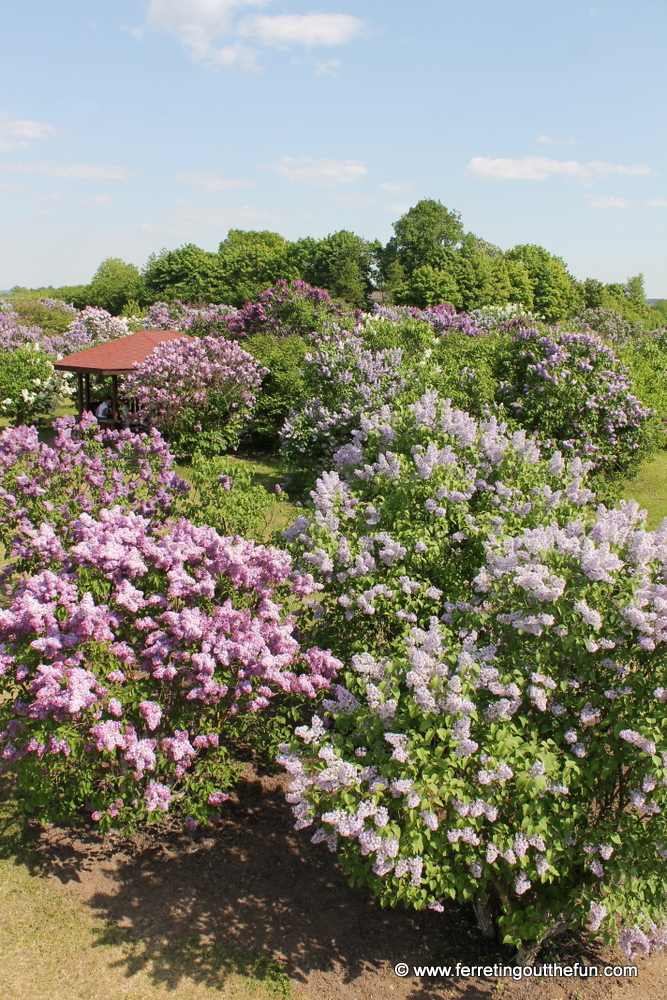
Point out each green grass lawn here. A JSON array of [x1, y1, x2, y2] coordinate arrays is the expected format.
[[621, 449, 667, 529]]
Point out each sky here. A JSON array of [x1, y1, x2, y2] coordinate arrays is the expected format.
[[0, 0, 666, 294]]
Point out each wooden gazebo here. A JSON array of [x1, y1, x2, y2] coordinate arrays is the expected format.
[[54, 330, 194, 418]]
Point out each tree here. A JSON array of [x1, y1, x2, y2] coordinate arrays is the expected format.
[[290, 231, 378, 308], [384, 200, 465, 277], [216, 230, 300, 306], [505, 245, 582, 322], [394, 263, 461, 309], [87, 258, 145, 314], [143, 244, 224, 303]]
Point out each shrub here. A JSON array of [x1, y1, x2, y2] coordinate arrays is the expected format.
[[125, 335, 264, 460], [222, 280, 360, 340], [0, 345, 72, 425], [0, 414, 189, 553], [496, 325, 655, 480], [182, 450, 282, 541], [0, 416, 339, 832], [0, 301, 128, 359], [141, 300, 239, 336], [279, 392, 667, 958], [241, 333, 308, 447]]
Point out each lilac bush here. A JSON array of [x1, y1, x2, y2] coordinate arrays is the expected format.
[[222, 280, 360, 340], [125, 335, 264, 459], [0, 300, 128, 359], [0, 414, 340, 831], [279, 330, 407, 478], [279, 391, 667, 957], [0, 508, 339, 831], [141, 300, 239, 336], [497, 325, 655, 479]]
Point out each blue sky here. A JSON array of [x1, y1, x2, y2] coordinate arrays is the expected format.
[[1, 0, 665, 294]]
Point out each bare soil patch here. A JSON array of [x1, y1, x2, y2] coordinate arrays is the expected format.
[[30, 770, 667, 1000]]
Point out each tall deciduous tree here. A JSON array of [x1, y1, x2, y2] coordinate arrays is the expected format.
[[505, 244, 582, 322], [384, 199, 465, 277], [143, 244, 224, 303], [87, 257, 145, 314], [217, 230, 300, 306], [291, 230, 378, 307]]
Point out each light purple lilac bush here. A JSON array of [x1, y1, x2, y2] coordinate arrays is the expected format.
[[279, 390, 667, 957], [125, 335, 264, 458], [0, 300, 128, 358]]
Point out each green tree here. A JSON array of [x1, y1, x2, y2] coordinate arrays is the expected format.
[[87, 257, 145, 314], [143, 244, 224, 303], [625, 273, 649, 317], [582, 277, 605, 309], [394, 262, 461, 308], [384, 199, 464, 277], [290, 230, 378, 307], [216, 230, 299, 306], [505, 244, 582, 322]]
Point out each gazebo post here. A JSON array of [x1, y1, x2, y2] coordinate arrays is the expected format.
[[77, 373, 83, 416], [85, 374, 91, 412], [111, 375, 119, 421]]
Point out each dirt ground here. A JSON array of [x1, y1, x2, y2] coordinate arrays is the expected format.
[[33, 771, 667, 1000]]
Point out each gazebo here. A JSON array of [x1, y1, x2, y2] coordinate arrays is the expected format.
[[54, 329, 194, 419]]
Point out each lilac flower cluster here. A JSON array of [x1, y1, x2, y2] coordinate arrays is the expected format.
[[220, 280, 360, 340], [141, 300, 238, 335], [0, 412, 189, 557], [372, 303, 489, 338]]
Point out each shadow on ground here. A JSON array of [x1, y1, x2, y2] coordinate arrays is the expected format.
[[31, 772, 501, 997]]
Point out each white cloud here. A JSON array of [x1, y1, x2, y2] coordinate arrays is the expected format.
[[0, 111, 57, 152], [378, 181, 414, 194], [145, 0, 264, 68], [176, 170, 252, 191], [262, 156, 366, 186], [385, 202, 409, 213], [144, 1, 363, 69], [646, 198, 667, 208], [122, 25, 146, 40], [588, 195, 632, 210], [537, 134, 577, 146], [464, 155, 652, 186], [0, 161, 132, 180], [315, 58, 341, 76], [83, 195, 112, 206], [239, 13, 364, 47]]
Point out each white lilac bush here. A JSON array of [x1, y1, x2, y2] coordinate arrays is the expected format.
[[0, 344, 73, 426], [278, 391, 667, 958], [0, 415, 339, 831]]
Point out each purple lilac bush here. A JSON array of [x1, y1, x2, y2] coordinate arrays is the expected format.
[[0, 301, 128, 359], [125, 335, 264, 458], [279, 391, 667, 957], [0, 415, 339, 831], [497, 325, 655, 478]]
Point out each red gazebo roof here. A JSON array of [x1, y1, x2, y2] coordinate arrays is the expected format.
[[54, 329, 194, 376]]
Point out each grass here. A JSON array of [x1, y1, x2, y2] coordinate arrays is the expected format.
[[0, 788, 291, 1000], [621, 449, 667, 528]]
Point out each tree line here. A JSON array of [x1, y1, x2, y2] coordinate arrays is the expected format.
[[12, 199, 667, 326]]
